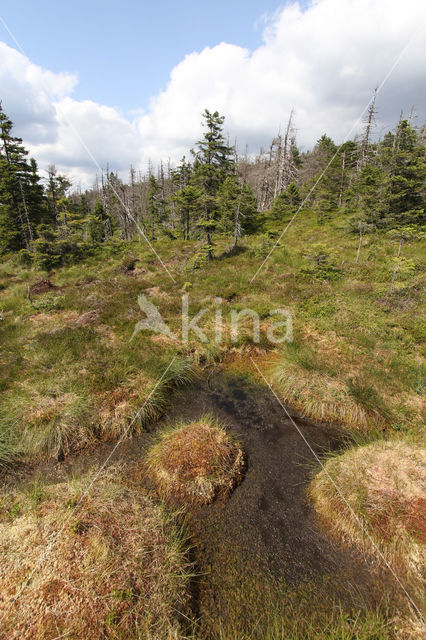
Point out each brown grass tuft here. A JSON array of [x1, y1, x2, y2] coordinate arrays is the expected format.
[[0, 468, 191, 639], [29, 279, 57, 295], [147, 416, 244, 505], [310, 441, 426, 616]]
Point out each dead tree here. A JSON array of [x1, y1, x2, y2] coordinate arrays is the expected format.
[[358, 87, 377, 169], [274, 109, 296, 197]]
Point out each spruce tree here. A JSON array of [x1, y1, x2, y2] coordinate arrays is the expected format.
[[0, 105, 46, 252], [173, 184, 203, 240], [383, 120, 426, 227], [216, 175, 257, 242], [191, 109, 235, 258]]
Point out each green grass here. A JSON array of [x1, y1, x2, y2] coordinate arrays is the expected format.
[[208, 605, 394, 640], [0, 211, 423, 461], [0, 421, 18, 468], [193, 547, 397, 640], [0, 210, 424, 638]]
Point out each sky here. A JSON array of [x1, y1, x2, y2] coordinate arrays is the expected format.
[[0, 0, 425, 188]]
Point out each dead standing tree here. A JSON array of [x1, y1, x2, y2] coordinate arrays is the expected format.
[[274, 109, 297, 198], [255, 111, 298, 211], [358, 87, 377, 170]]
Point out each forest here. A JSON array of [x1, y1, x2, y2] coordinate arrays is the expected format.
[[1, 103, 424, 268]]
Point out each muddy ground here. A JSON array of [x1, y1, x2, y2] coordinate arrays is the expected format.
[[162, 371, 397, 623], [3, 368, 400, 635]]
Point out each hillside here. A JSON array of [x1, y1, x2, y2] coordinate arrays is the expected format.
[[0, 106, 425, 638]]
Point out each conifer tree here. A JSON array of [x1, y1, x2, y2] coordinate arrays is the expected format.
[[216, 175, 257, 243], [191, 110, 235, 258], [0, 104, 46, 252], [173, 184, 202, 240], [383, 120, 425, 227]]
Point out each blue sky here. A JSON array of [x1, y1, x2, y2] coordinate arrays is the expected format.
[[1, 0, 297, 115], [0, 0, 424, 187]]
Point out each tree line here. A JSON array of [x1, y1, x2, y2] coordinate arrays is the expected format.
[[0, 102, 424, 270]]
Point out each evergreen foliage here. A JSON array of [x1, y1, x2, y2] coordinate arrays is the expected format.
[[0, 105, 424, 265]]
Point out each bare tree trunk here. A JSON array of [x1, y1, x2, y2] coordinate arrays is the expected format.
[[273, 133, 282, 199], [338, 151, 346, 207], [356, 225, 363, 263], [275, 109, 295, 197], [358, 87, 377, 169], [18, 180, 33, 249], [233, 189, 243, 248]]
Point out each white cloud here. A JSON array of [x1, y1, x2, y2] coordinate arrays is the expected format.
[[0, 42, 77, 145], [0, 43, 141, 188], [139, 0, 426, 156], [1, 0, 425, 188]]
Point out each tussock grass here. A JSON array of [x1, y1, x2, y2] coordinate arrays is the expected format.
[[147, 415, 244, 505], [0, 274, 196, 459], [95, 356, 196, 439], [310, 441, 426, 622], [272, 328, 422, 431], [273, 358, 381, 430], [0, 204, 424, 637], [0, 468, 192, 639], [20, 392, 96, 460], [1, 216, 423, 463], [0, 420, 18, 469], [0, 388, 97, 462]]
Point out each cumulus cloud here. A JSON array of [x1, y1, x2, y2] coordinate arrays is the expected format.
[[139, 0, 426, 156], [0, 41, 77, 145], [30, 98, 143, 186], [0, 43, 142, 187], [1, 0, 425, 188]]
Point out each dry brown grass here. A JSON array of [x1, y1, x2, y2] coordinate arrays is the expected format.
[[273, 361, 378, 429], [310, 440, 426, 628], [18, 391, 95, 460], [146, 416, 244, 505], [95, 372, 154, 439], [0, 468, 191, 639]]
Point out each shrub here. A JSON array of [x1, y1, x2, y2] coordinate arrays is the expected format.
[[117, 255, 138, 272], [17, 248, 33, 266], [299, 243, 342, 281], [30, 292, 66, 312], [253, 233, 275, 259]]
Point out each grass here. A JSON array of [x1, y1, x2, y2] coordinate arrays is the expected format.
[[146, 415, 244, 505], [206, 600, 395, 640], [193, 541, 397, 640], [0, 261, 196, 461], [0, 467, 192, 640], [0, 206, 424, 637], [309, 440, 426, 633], [0, 419, 18, 469]]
